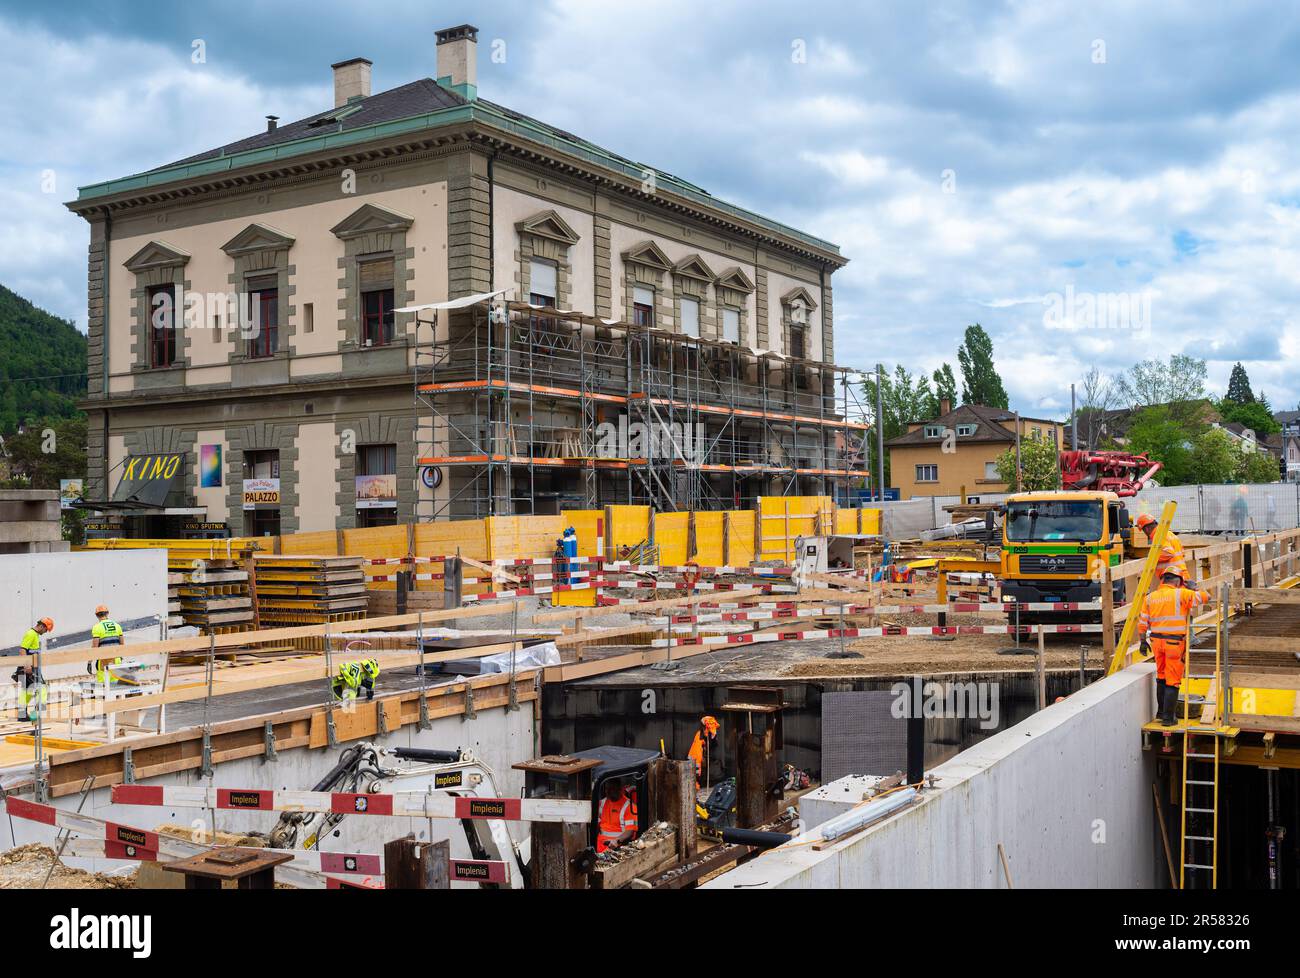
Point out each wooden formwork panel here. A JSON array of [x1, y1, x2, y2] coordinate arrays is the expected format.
[[655, 512, 691, 566], [727, 511, 756, 566], [693, 512, 726, 566], [487, 515, 564, 561], [607, 505, 652, 553], [278, 530, 339, 556]]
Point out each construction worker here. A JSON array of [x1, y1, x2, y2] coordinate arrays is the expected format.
[[595, 780, 638, 853], [1138, 570, 1208, 726], [687, 715, 720, 786], [357, 657, 381, 701], [332, 661, 364, 701], [89, 605, 125, 686], [1135, 514, 1190, 584], [12, 618, 53, 722]]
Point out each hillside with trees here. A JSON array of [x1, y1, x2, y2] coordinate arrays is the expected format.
[[0, 284, 88, 434]]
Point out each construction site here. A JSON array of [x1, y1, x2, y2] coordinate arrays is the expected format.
[[2, 18, 1296, 922], [2, 461, 1299, 893]]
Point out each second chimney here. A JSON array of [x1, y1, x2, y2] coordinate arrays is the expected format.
[[332, 57, 372, 108], [436, 24, 478, 97]]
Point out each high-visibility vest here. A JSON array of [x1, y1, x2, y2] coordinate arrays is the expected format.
[[688, 732, 706, 775], [1138, 584, 1207, 640], [1154, 532, 1189, 581], [597, 793, 637, 842], [20, 629, 40, 654], [91, 619, 124, 683]]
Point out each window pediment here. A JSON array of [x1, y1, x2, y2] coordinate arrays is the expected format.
[[622, 240, 673, 271], [715, 266, 755, 294], [221, 222, 296, 257], [780, 285, 818, 311], [672, 253, 715, 282], [516, 209, 580, 246], [123, 240, 190, 273], [330, 203, 415, 240]]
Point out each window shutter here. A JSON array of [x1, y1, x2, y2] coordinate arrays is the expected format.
[[359, 257, 394, 291], [680, 298, 700, 338], [530, 260, 557, 301]]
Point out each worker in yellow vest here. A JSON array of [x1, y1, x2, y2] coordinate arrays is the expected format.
[[1138, 570, 1208, 725], [89, 605, 125, 685], [13, 618, 53, 722]]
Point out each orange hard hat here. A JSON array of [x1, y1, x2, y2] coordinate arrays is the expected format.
[[1136, 514, 1156, 530], [701, 715, 720, 736], [95, 605, 109, 615], [37, 618, 54, 632]]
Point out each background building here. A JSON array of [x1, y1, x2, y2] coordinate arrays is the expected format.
[[69, 25, 861, 536], [886, 402, 1066, 499]]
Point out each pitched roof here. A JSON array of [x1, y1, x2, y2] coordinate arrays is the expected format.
[[886, 404, 1057, 447], [73, 78, 843, 263]]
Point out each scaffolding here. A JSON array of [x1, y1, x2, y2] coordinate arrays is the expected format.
[[414, 299, 871, 520]]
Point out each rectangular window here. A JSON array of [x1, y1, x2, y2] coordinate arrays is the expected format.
[[680, 297, 700, 338], [304, 302, 314, 334], [147, 284, 178, 368], [985, 461, 999, 480], [360, 258, 395, 347], [956, 424, 977, 437], [529, 260, 557, 306], [246, 275, 279, 359], [357, 443, 397, 477], [916, 464, 938, 483], [923, 425, 944, 438], [243, 449, 279, 480], [722, 308, 740, 344], [633, 286, 655, 327], [789, 323, 806, 360]]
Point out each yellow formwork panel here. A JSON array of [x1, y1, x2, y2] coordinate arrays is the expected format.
[[835, 509, 861, 535], [607, 505, 652, 554], [344, 524, 408, 559], [727, 511, 756, 567], [552, 586, 597, 607], [414, 520, 488, 560], [656, 512, 691, 566], [860, 508, 882, 535], [561, 510, 605, 557], [1226, 685, 1297, 717], [693, 512, 726, 566], [487, 515, 564, 561], [758, 496, 834, 562], [277, 530, 339, 556]]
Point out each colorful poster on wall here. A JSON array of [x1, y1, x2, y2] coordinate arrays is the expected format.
[[59, 479, 84, 510], [242, 478, 280, 511], [199, 444, 223, 488], [356, 474, 398, 509]]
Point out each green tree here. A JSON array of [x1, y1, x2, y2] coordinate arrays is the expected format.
[[993, 437, 1059, 491], [930, 363, 958, 414], [1235, 445, 1281, 484], [0, 285, 88, 434], [1215, 398, 1280, 435], [0, 415, 87, 489], [863, 365, 935, 484], [1188, 427, 1237, 484], [1225, 362, 1255, 404], [1114, 355, 1208, 422], [956, 324, 1009, 409], [1125, 405, 1195, 485]]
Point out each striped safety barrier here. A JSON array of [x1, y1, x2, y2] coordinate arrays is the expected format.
[[111, 784, 591, 823], [652, 622, 1104, 648]]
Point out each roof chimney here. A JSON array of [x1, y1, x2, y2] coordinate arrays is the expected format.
[[265, 115, 279, 133], [940, 398, 951, 416], [331, 57, 372, 108], [435, 24, 478, 99]]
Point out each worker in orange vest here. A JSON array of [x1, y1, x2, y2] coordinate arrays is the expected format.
[[687, 715, 720, 786], [1138, 569, 1207, 726], [1136, 514, 1190, 584], [595, 781, 638, 853]]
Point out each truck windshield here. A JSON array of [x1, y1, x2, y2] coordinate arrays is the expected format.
[[1005, 500, 1104, 542]]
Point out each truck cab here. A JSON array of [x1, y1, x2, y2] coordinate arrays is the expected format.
[[999, 490, 1130, 622]]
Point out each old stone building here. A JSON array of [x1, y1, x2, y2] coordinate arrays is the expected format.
[[70, 25, 860, 536]]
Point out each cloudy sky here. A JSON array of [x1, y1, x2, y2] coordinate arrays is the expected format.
[[4, 0, 1300, 415]]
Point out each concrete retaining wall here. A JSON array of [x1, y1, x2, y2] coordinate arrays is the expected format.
[[3, 701, 536, 888], [707, 665, 1159, 889], [0, 549, 167, 654]]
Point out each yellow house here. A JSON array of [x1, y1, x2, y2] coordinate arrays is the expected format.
[[886, 403, 1066, 500]]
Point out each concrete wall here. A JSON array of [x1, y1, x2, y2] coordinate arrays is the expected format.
[[5, 701, 537, 888], [707, 665, 1159, 889], [0, 549, 167, 655]]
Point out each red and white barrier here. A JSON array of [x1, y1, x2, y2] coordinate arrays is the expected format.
[[653, 622, 1103, 648], [111, 784, 590, 823]]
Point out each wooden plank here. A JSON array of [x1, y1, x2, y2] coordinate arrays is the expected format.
[[590, 831, 679, 890], [385, 836, 449, 890], [531, 588, 762, 624], [1224, 713, 1300, 734], [1228, 671, 1300, 691], [1227, 637, 1300, 654], [1228, 587, 1300, 605]]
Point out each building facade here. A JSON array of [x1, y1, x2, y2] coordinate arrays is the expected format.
[[70, 25, 858, 536], [886, 403, 1066, 500]]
